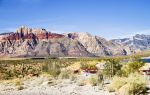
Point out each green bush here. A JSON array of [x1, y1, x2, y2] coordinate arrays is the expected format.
[[102, 59, 122, 78], [45, 62, 61, 78], [121, 61, 145, 77]]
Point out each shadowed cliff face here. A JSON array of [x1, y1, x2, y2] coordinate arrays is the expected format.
[[0, 26, 129, 57]]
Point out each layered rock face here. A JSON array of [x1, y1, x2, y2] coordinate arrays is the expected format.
[[66, 32, 127, 56], [0, 26, 92, 57], [0, 26, 131, 57]]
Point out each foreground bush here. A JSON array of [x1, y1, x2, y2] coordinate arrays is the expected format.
[[109, 73, 148, 95], [42, 62, 61, 78], [108, 76, 127, 92], [121, 61, 145, 77], [89, 75, 98, 86], [126, 73, 148, 95]]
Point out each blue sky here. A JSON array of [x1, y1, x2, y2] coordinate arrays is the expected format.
[[0, 0, 150, 39]]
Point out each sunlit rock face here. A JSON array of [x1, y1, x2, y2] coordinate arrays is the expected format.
[[0, 26, 133, 57], [112, 34, 150, 54], [0, 26, 92, 57], [65, 32, 127, 56]]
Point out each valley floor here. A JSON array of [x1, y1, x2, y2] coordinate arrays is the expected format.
[[0, 76, 115, 95]]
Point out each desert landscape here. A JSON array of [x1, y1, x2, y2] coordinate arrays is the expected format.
[[1, 0, 150, 95], [0, 56, 150, 95]]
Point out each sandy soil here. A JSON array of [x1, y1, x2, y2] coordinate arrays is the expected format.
[[0, 76, 115, 95]]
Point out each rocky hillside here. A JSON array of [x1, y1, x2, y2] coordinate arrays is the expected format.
[[0, 26, 132, 57], [112, 34, 150, 53]]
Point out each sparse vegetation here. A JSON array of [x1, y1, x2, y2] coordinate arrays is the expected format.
[[59, 69, 71, 79], [89, 75, 98, 86], [77, 78, 86, 86], [42, 61, 61, 78], [108, 76, 127, 92], [0, 56, 148, 95], [126, 73, 148, 95], [121, 61, 145, 77]]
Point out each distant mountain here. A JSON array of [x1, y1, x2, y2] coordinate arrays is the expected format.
[[112, 34, 150, 54], [0, 26, 147, 57]]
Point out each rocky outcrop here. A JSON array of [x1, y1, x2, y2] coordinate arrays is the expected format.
[[0, 26, 93, 57], [112, 34, 150, 54], [65, 32, 127, 56]]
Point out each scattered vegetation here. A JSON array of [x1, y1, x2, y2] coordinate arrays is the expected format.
[[77, 78, 86, 86], [108, 73, 148, 95], [59, 69, 71, 79], [0, 55, 148, 95], [42, 62, 61, 78], [126, 73, 148, 95], [108, 76, 127, 92], [89, 75, 98, 86], [121, 61, 145, 77]]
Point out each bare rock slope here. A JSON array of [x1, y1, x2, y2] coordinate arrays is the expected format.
[[0, 26, 130, 57]]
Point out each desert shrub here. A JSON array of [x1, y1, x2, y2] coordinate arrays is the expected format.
[[121, 61, 145, 77], [80, 62, 88, 70], [89, 75, 98, 86], [43, 62, 61, 78], [0, 62, 42, 80], [14, 79, 24, 86], [108, 73, 148, 95], [103, 59, 122, 78], [59, 69, 71, 79], [108, 76, 127, 92], [126, 73, 148, 95]]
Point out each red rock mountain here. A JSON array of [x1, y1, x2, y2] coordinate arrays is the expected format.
[[0, 26, 129, 57]]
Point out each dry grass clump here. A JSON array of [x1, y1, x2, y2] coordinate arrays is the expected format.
[[125, 73, 148, 95], [107, 76, 127, 92], [42, 62, 61, 78], [59, 69, 71, 79], [59, 69, 77, 82], [108, 73, 148, 95], [89, 75, 98, 86], [13, 79, 24, 90], [80, 62, 97, 70]]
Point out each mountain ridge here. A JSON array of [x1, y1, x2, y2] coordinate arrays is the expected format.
[[0, 26, 148, 57]]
